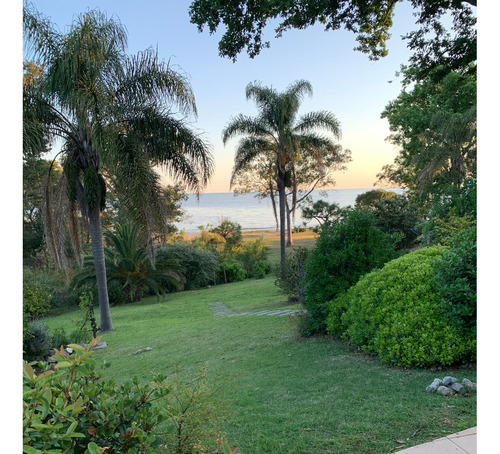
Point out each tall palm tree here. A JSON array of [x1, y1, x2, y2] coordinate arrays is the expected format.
[[223, 80, 342, 275], [23, 5, 213, 331]]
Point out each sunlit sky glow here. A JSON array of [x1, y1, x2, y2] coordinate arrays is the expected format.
[[22, 0, 434, 193]]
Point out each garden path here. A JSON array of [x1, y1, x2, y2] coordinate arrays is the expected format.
[[208, 301, 302, 317]]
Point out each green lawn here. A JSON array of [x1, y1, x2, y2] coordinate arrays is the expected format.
[[44, 276, 476, 454]]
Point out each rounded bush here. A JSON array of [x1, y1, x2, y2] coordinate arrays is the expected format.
[[218, 260, 246, 283], [329, 246, 476, 367], [23, 282, 50, 319], [252, 260, 272, 279]]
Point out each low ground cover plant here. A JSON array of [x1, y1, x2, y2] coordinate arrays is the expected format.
[[328, 246, 476, 367]]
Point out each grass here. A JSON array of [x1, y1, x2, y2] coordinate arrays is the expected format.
[[44, 274, 477, 454]]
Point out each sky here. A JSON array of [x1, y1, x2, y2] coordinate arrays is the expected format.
[[21, 0, 428, 193]]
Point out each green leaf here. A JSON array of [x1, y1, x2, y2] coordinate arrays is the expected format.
[[87, 442, 99, 454], [23, 363, 36, 382], [22, 445, 38, 454], [67, 343, 85, 352], [65, 420, 78, 436], [55, 361, 72, 369]]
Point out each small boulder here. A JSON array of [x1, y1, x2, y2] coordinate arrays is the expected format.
[[462, 378, 477, 390], [442, 376, 458, 386], [145, 347, 152, 352], [451, 383, 465, 394], [437, 386, 453, 396], [426, 378, 443, 392]]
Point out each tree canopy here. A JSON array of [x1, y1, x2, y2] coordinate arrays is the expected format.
[[189, 0, 476, 61]]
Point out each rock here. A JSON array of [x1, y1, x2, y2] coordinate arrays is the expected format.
[[442, 376, 458, 386], [65, 347, 74, 354], [145, 347, 152, 351], [135, 349, 143, 354], [437, 386, 453, 396], [94, 342, 107, 350], [451, 383, 465, 394], [462, 378, 477, 390], [426, 378, 443, 392]]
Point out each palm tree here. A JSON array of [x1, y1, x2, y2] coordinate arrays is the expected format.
[[223, 80, 342, 275], [23, 6, 213, 331], [73, 223, 184, 302]]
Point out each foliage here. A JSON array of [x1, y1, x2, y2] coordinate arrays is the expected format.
[[218, 260, 246, 284], [23, 320, 52, 361], [355, 189, 398, 209], [300, 199, 349, 229], [23, 340, 233, 454], [157, 243, 219, 290], [235, 238, 269, 277], [23, 282, 50, 320], [302, 209, 401, 335], [153, 364, 232, 454], [189, 0, 476, 61], [331, 247, 476, 367], [24, 5, 214, 330], [210, 219, 243, 254], [433, 225, 477, 337], [379, 9, 476, 201], [224, 80, 344, 275], [73, 224, 184, 302], [370, 194, 420, 249], [274, 247, 310, 300], [251, 260, 272, 279], [422, 177, 476, 245]]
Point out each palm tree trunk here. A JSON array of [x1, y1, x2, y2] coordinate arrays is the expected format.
[[88, 206, 114, 332], [285, 198, 294, 247], [277, 177, 286, 278]]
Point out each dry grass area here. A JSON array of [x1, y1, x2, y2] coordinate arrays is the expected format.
[[183, 228, 318, 264]]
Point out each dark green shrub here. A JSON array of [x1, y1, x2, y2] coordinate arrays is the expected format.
[[332, 247, 476, 367], [210, 219, 243, 253], [274, 247, 309, 300], [302, 209, 401, 335], [218, 260, 246, 283], [158, 243, 218, 290], [107, 279, 128, 305], [23, 282, 50, 319], [423, 177, 477, 245], [252, 260, 272, 279], [23, 320, 51, 360], [49, 287, 80, 311], [433, 225, 477, 336], [236, 238, 268, 277], [371, 195, 419, 249]]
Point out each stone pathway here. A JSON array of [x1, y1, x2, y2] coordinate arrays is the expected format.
[[208, 301, 303, 318]]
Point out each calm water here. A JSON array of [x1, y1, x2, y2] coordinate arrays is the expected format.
[[174, 188, 404, 233]]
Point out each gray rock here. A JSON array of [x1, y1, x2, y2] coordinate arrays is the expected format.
[[462, 378, 477, 390], [65, 347, 74, 354], [451, 383, 465, 394], [426, 378, 443, 392], [145, 347, 152, 351], [135, 349, 143, 354], [437, 386, 453, 396], [442, 376, 458, 386]]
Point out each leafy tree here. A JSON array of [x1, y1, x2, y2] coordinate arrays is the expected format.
[[223, 80, 342, 276], [209, 218, 243, 254], [231, 139, 350, 245], [300, 199, 349, 230], [189, 0, 476, 61], [23, 6, 213, 330], [378, 8, 476, 200], [355, 189, 397, 209]]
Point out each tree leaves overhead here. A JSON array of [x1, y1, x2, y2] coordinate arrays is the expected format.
[[189, 0, 476, 61]]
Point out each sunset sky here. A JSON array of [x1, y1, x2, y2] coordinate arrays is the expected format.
[[23, 0, 430, 193]]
